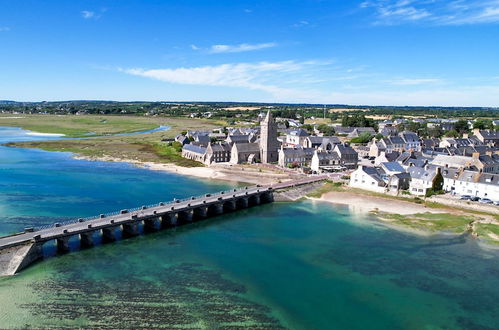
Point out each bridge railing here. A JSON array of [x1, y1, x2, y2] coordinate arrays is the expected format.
[[32, 186, 265, 232]]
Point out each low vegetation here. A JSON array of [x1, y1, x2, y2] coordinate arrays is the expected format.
[[4, 116, 225, 167], [377, 212, 474, 233], [306, 181, 345, 198], [0, 115, 160, 137]]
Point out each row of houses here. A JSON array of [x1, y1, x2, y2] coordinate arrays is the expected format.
[[350, 150, 499, 200]]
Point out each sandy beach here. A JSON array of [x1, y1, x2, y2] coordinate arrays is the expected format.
[[311, 190, 444, 215], [73, 155, 293, 185]]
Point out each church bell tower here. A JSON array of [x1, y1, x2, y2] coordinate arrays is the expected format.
[[260, 111, 279, 163]]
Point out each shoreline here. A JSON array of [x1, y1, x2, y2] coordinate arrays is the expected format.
[[7, 127, 499, 247], [73, 155, 292, 185], [308, 189, 499, 246], [309, 190, 445, 215]]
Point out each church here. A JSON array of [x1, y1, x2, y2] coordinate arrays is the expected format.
[[181, 110, 280, 165]]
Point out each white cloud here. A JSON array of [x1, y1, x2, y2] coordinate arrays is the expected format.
[[386, 78, 442, 85], [81, 10, 95, 19], [208, 42, 277, 53], [292, 20, 310, 27], [190, 44, 200, 50], [0, 27, 10, 32], [361, 0, 499, 25], [118, 61, 499, 106], [120, 61, 305, 95], [119, 60, 332, 102]]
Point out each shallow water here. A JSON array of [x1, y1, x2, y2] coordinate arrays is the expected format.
[[1, 127, 499, 329]]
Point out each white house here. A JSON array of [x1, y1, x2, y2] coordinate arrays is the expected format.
[[442, 169, 499, 200], [349, 166, 387, 193]]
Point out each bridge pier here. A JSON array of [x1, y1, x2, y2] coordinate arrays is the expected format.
[[208, 203, 224, 216], [144, 217, 159, 232], [122, 222, 139, 237], [80, 231, 95, 248], [56, 236, 70, 253], [237, 197, 249, 209], [224, 200, 236, 212], [261, 191, 274, 203], [102, 227, 117, 242], [161, 213, 177, 228], [249, 194, 261, 206], [0, 185, 288, 276], [177, 210, 193, 224], [193, 206, 208, 220]]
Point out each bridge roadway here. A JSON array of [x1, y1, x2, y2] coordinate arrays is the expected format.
[[0, 185, 272, 250], [0, 176, 327, 276]]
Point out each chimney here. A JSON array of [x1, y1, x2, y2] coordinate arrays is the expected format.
[[472, 152, 480, 159]]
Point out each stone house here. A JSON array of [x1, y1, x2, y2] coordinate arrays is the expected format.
[[230, 142, 261, 164], [311, 150, 341, 173], [181, 144, 207, 163], [278, 146, 315, 168], [205, 143, 231, 165]]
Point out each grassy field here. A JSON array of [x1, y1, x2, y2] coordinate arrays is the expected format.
[[3, 115, 226, 167], [378, 212, 474, 233], [0, 115, 164, 137], [475, 223, 499, 245]]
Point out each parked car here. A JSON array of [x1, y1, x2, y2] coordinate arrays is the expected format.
[[480, 198, 493, 204], [494, 200, 499, 206], [460, 195, 472, 200], [470, 196, 481, 202]]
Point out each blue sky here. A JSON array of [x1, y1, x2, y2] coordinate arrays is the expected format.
[[1, 0, 498, 106]]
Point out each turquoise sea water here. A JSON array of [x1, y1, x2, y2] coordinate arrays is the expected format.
[[1, 126, 499, 329]]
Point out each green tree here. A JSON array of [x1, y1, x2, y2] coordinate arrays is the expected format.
[[301, 124, 314, 133], [454, 120, 469, 134], [350, 132, 373, 144], [473, 118, 493, 130], [445, 129, 459, 138], [317, 124, 335, 136]]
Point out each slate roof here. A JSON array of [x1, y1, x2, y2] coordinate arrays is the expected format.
[[182, 144, 207, 155], [431, 154, 472, 168], [400, 131, 421, 143], [315, 150, 340, 161], [478, 173, 499, 186], [381, 162, 405, 173], [335, 144, 357, 155], [289, 128, 309, 137], [233, 142, 260, 153], [227, 135, 250, 143], [408, 166, 437, 181]]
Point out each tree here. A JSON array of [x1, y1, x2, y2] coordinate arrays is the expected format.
[[301, 124, 314, 133], [375, 133, 384, 140], [473, 118, 493, 130], [454, 120, 469, 134], [317, 124, 335, 136], [350, 132, 373, 144], [445, 129, 459, 138], [427, 126, 443, 138], [406, 121, 421, 133], [341, 114, 376, 128], [299, 116, 305, 125]]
